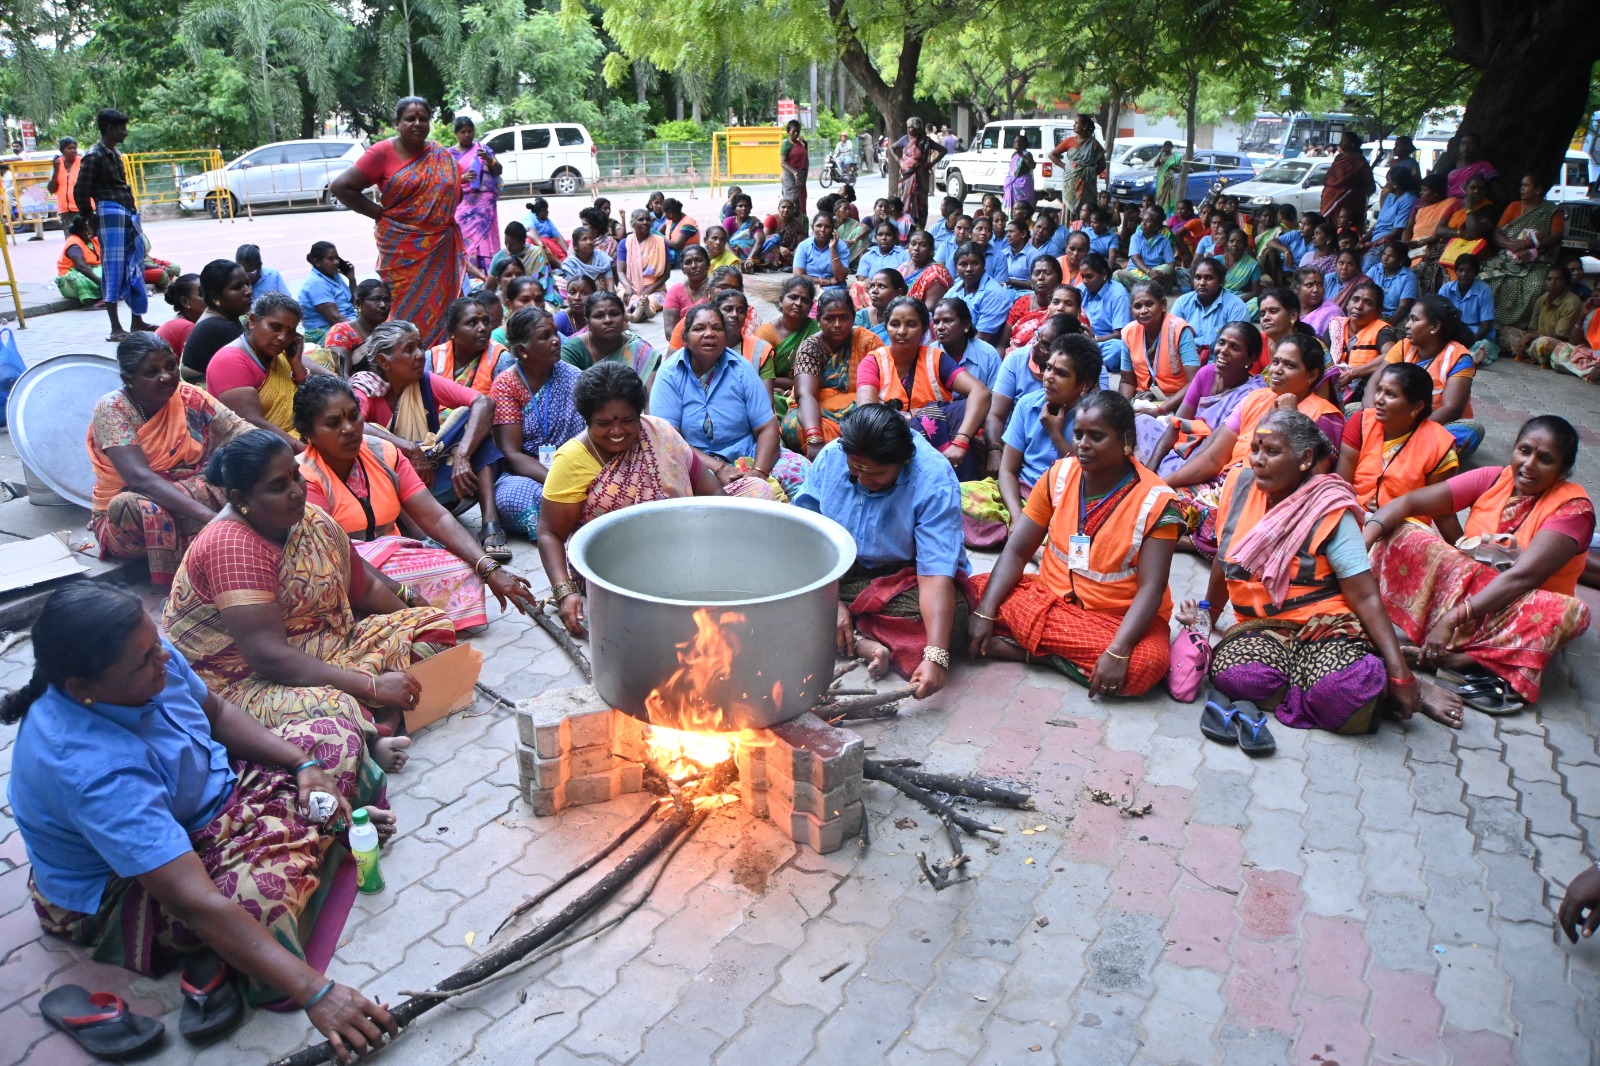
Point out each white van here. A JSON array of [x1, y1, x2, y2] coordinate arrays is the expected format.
[[478, 123, 598, 195], [935, 119, 1075, 203], [1553, 149, 1599, 203], [1106, 137, 1171, 179]]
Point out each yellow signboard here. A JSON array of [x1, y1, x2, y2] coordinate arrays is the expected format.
[[711, 127, 787, 197]]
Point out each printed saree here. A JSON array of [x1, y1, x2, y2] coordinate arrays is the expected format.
[[375, 143, 463, 346]]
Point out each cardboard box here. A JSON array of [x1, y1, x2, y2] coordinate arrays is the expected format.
[[402, 642, 484, 732]]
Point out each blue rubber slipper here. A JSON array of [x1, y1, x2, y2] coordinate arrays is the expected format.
[[1233, 701, 1277, 756], [1200, 689, 1239, 744]]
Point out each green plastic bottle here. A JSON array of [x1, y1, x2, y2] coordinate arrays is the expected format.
[[349, 809, 384, 894]]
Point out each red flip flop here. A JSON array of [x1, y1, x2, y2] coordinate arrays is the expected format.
[[40, 985, 165, 1060], [179, 954, 245, 1043]]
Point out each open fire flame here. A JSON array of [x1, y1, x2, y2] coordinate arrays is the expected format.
[[642, 608, 751, 782]]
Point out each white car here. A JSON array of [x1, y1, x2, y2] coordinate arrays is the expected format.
[[1106, 137, 1172, 180], [179, 139, 365, 216], [935, 119, 1076, 203], [478, 123, 597, 195], [1229, 157, 1332, 219]]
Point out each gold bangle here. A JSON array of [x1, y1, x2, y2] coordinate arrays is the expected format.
[[550, 580, 580, 602], [922, 645, 951, 668], [1104, 649, 1131, 661], [972, 610, 999, 622]]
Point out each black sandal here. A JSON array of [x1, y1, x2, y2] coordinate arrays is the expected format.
[[478, 521, 513, 563], [40, 986, 165, 1060], [179, 953, 245, 1044], [1233, 701, 1277, 756], [1200, 689, 1240, 745]]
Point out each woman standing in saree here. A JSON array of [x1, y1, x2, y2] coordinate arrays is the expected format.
[[537, 364, 727, 637], [1153, 141, 1181, 216], [330, 97, 462, 347], [1048, 115, 1107, 218], [447, 116, 503, 277], [1479, 174, 1567, 332], [1003, 132, 1035, 211], [1365, 415, 1592, 709], [785, 288, 878, 454], [89, 334, 250, 584], [890, 118, 946, 228], [164, 432, 458, 767]]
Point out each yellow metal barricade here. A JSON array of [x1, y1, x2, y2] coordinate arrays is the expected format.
[[711, 127, 786, 198], [125, 150, 232, 218], [1, 159, 57, 247]]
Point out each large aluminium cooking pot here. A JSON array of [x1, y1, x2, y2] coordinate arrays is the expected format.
[[567, 497, 857, 731]]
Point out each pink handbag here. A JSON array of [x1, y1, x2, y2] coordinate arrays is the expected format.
[[1167, 625, 1213, 702]]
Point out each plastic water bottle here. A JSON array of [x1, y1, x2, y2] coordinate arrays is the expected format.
[[1196, 600, 1213, 637], [349, 809, 384, 894]]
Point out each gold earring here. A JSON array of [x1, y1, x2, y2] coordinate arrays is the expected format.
[[1124, 447, 1133, 455], [1300, 464, 1310, 471], [82, 697, 93, 706], [240, 505, 250, 515]]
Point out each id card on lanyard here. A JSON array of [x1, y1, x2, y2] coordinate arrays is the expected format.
[[1067, 534, 1092, 571]]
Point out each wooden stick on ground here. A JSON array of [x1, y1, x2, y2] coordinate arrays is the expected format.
[[863, 761, 1005, 837], [267, 805, 696, 1066], [817, 685, 917, 720], [516, 601, 593, 683], [489, 799, 664, 940], [888, 768, 1035, 810], [831, 658, 866, 682]]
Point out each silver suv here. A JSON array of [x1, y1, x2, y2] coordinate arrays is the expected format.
[[179, 139, 365, 216]]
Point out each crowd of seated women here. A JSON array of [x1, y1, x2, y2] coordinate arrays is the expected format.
[[11, 173, 1597, 1055]]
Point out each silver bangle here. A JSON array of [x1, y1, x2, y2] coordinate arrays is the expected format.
[[922, 645, 951, 669]]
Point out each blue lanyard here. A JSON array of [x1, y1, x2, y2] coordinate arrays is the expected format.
[[1080, 468, 1135, 532]]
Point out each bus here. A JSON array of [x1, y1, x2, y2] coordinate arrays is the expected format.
[[1239, 112, 1371, 165]]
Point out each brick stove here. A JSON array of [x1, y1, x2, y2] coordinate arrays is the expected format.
[[515, 685, 865, 853]]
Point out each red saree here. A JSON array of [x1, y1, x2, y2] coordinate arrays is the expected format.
[[371, 142, 463, 347]]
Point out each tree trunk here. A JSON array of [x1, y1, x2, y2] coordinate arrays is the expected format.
[[836, 62, 846, 115], [1439, 0, 1600, 189], [675, 81, 684, 121], [633, 60, 649, 106], [822, 61, 833, 113], [402, 0, 415, 98], [260, 49, 276, 140], [809, 61, 818, 127], [1104, 90, 1122, 170], [828, 0, 922, 191], [1180, 67, 1198, 193]]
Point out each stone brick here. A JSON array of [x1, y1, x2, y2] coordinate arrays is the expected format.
[[1084, 909, 1164, 997], [564, 763, 644, 807], [1190, 768, 1252, 827], [1056, 990, 1145, 1066], [1431, 942, 1513, 1037], [1457, 747, 1517, 800], [1356, 771, 1418, 831], [515, 683, 616, 757], [766, 794, 862, 854], [1409, 759, 1470, 817], [1223, 939, 1297, 1034], [1476, 847, 1552, 924], [1468, 796, 1533, 857], [1362, 829, 1428, 898], [1141, 963, 1224, 1063], [1362, 891, 1438, 974], [1366, 965, 1446, 1064], [714, 1001, 824, 1066], [1516, 779, 1579, 840], [765, 712, 865, 793], [1500, 729, 1561, 784]]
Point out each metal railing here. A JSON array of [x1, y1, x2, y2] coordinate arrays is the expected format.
[[125, 150, 229, 211], [593, 143, 714, 183]]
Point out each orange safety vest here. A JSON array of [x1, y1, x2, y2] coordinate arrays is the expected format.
[[1227, 387, 1341, 468], [1120, 314, 1194, 396], [1585, 308, 1600, 351], [1216, 466, 1351, 623], [741, 335, 772, 375], [54, 154, 80, 213], [429, 339, 507, 395], [297, 440, 405, 542], [1328, 316, 1390, 368], [1037, 457, 1176, 617], [56, 235, 99, 276], [1388, 339, 1474, 418], [870, 345, 950, 408], [1349, 410, 1457, 514], [1462, 466, 1591, 596]]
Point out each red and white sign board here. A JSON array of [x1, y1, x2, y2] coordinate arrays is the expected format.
[[777, 99, 798, 123], [19, 120, 36, 151]]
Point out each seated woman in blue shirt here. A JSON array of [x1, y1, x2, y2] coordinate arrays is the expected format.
[[856, 221, 910, 281], [1374, 239, 1419, 331], [982, 313, 1081, 474], [1437, 251, 1499, 365], [1362, 168, 1421, 272], [297, 241, 357, 345], [6, 584, 397, 1052], [1113, 206, 1181, 293], [855, 267, 908, 340], [1079, 252, 1133, 378], [794, 404, 969, 698], [930, 297, 1001, 389], [793, 211, 850, 286], [236, 244, 290, 300], [649, 304, 804, 499], [998, 333, 1100, 523], [948, 242, 1014, 344]]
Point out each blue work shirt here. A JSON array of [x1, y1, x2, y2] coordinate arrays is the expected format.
[[994, 347, 1046, 402], [1374, 265, 1418, 316], [1004, 389, 1073, 488], [857, 245, 911, 278], [1088, 229, 1120, 259], [1170, 288, 1251, 350], [9, 641, 234, 914], [794, 237, 848, 282], [298, 269, 356, 334], [1130, 229, 1174, 268], [1438, 279, 1496, 340], [1044, 228, 1069, 256], [983, 243, 1010, 283], [947, 278, 1013, 335], [929, 218, 953, 259], [1369, 191, 1419, 244], [945, 338, 1001, 390], [251, 266, 292, 299], [648, 347, 776, 460], [1000, 244, 1038, 285], [1081, 279, 1132, 336], [1277, 230, 1310, 269], [794, 434, 969, 577]]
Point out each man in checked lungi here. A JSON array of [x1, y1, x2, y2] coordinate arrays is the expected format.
[[73, 108, 155, 341]]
